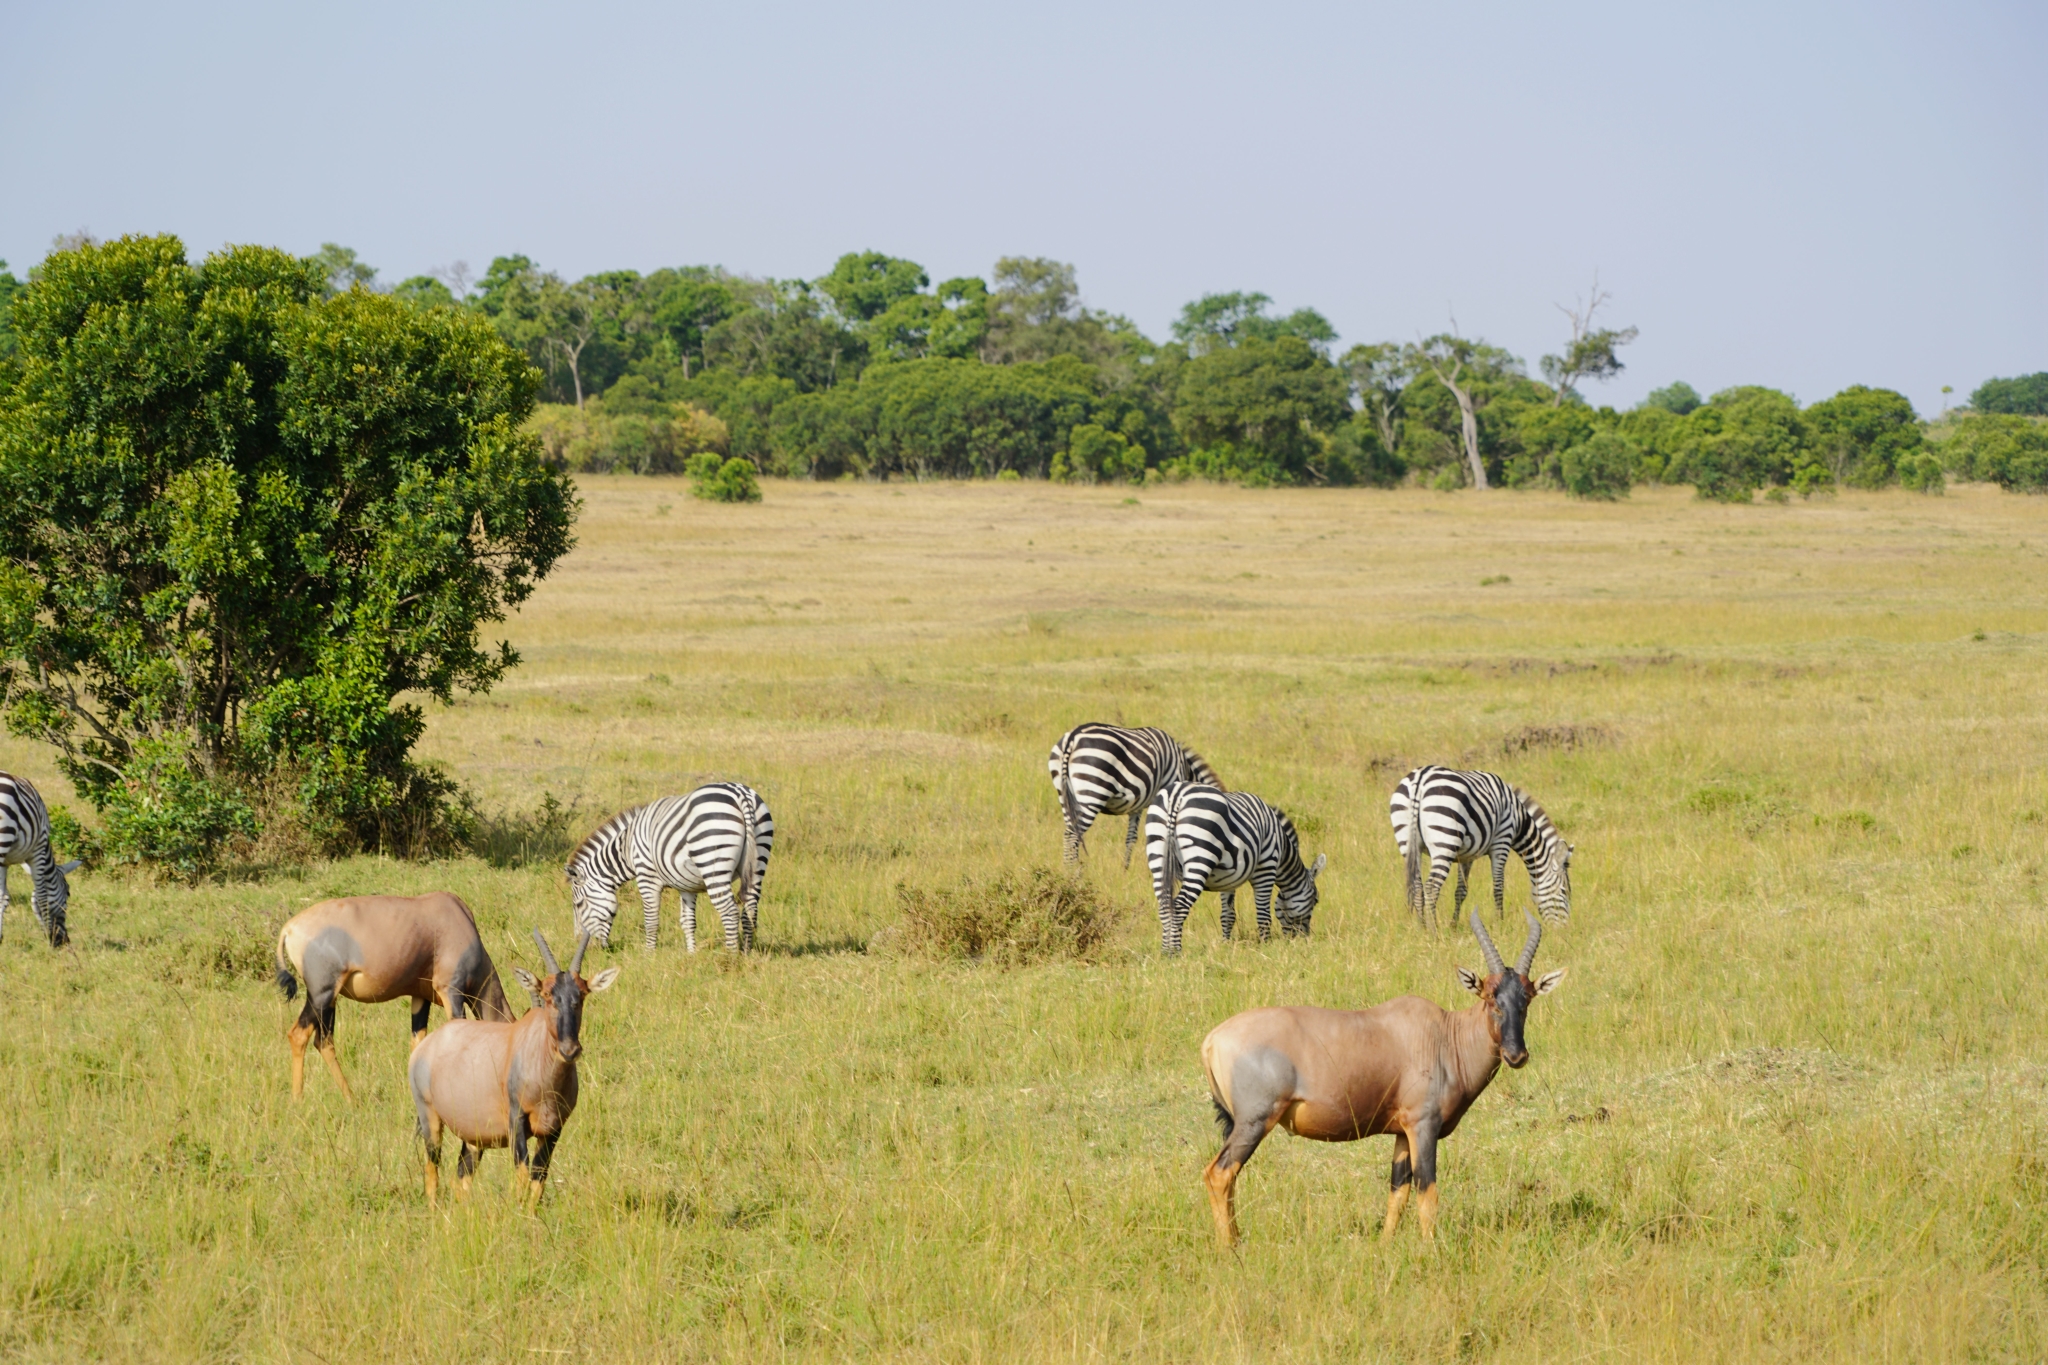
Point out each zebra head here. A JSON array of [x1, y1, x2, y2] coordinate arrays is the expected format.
[[563, 860, 615, 945], [1277, 853, 1327, 937], [1531, 831, 1572, 922], [34, 856, 79, 947]]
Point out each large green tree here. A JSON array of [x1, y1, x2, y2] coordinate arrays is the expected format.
[[1173, 336, 1350, 484], [0, 235, 576, 866], [1970, 373, 2048, 416], [1802, 385, 1922, 489]]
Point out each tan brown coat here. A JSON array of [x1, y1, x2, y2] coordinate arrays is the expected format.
[[1199, 909, 1564, 1246], [275, 893, 511, 1100]]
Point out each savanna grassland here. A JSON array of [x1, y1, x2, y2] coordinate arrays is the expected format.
[[3, 478, 2046, 1363]]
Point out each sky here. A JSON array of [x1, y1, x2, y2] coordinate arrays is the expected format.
[[2, 0, 2041, 413]]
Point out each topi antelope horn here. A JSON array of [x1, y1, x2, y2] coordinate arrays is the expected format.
[[1515, 909, 1542, 976], [570, 932, 592, 975], [1469, 907, 1506, 977], [532, 928, 560, 975]]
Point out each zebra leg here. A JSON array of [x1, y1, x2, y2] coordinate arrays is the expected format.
[[1492, 849, 1509, 921], [680, 893, 698, 954], [1162, 889, 1199, 956], [1452, 863, 1470, 919], [1064, 807, 1097, 864], [1123, 810, 1143, 869], [637, 878, 662, 951], [1253, 878, 1275, 941], [0, 862, 7, 944], [1423, 860, 1452, 933], [709, 884, 745, 952]]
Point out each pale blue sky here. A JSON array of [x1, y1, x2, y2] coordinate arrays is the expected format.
[[3, 0, 2040, 412]]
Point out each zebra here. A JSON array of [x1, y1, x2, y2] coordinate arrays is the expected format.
[[0, 772, 80, 948], [566, 783, 774, 952], [1048, 724, 1224, 867], [1145, 781, 1325, 955], [1389, 765, 1572, 932]]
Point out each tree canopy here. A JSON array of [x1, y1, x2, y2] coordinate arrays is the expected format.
[[0, 234, 576, 870]]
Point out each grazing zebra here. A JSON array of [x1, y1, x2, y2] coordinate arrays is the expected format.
[[0, 773, 80, 948], [1145, 781, 1325, 955], [1389, 766, 1572, 932], [566, 783, 774, 952], [1048, 724, 1223, 867]]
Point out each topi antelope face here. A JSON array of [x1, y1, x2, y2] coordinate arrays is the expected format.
[[513, 930, 620, 1062], [1457, 909, 1567, 1068]]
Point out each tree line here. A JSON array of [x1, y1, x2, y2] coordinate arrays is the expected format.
[[231, 244, 2046, 501]]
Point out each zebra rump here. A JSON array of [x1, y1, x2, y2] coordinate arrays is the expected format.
[[1047, 724, 1223, 867], [566, 783, 775, 953]]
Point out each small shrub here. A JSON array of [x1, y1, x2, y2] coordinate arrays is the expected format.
[[468, 791, 581, 869], [1051, 424, 1146, 484], [1431, 466, 1463, 492], [1560, 432, 1636, 500], [886, 866, 1119, 966], [1899, 451, 1945, 495], [996, 468, 1022, 482], [98, 740, 258, 882], [45, 805, 102, 869], [688, 453, 762, 503]]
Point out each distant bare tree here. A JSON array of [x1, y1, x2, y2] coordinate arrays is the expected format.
[[1540, 275, 1637, 407], [432, 260, 475, 302]]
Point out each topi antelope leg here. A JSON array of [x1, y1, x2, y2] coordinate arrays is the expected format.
[[314, 1000, 354, 1101], [1204, 1108, 1280, 1249], [456, 1143, 479, 1198], [1382, 1133, 1413, 1241], [1122, 810, 1142, 869], [1410, 1121, 1442, 1241], [526, 1134, 559, 1207], [410, 997, 431, 1045], [287, 1013, 316, 1100], [508, 1106, 532, 1192], [421, 1112, 443, 1209]]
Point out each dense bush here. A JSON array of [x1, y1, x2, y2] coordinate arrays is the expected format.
[[688, 452, 763, 502], [885, 867, 1120, 965], [1802, 385, 1923, 490], [1560, 431, 1636, 500], [1931, 414, 2048, 491], [529, 395, 728, 474]]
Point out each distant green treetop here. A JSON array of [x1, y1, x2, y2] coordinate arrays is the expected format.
[[1970, 372, 2048, 416], [1643, 381, 1702, 415]]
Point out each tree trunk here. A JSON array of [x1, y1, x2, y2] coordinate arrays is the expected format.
[[1455, 387, 1486, 489]]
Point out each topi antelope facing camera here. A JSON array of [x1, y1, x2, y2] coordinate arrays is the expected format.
[[407, 929, 619, 1208], [1199, 907, 1565, 1247]]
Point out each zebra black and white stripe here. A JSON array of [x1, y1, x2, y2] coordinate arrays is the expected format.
[[1048, 724, 1223, 867], [1389, 765, 1572, 931], [1144, 781, 1325, 955], [566, 783, 774, 952], [0, 773, 79, 948]]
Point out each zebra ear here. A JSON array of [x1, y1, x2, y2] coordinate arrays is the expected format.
[[1308, 853, 1326, 881], [56, 860, 81, 875]]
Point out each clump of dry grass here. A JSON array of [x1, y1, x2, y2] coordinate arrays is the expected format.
[[883, 866, 1120, 965]]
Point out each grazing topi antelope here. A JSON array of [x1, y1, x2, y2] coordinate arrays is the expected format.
[[408, 929, 619, 1208], [274, 893, 512, 1100], [1199, 908, 1565, 1247]]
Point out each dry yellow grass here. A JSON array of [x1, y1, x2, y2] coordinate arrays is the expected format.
[[1, 478, 2045, 1362]]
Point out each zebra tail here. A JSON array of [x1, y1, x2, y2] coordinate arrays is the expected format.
[[1403, 777, 1424, 916], [274, 927, 298, 1001], [1057, 741, 1086, 853], [737, 790, 760, 906], [1163, 791, 1182, 903], [1188, 747, 1223, 791]]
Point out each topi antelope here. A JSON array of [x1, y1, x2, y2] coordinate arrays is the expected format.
[[407, 929, 619, 1208], [1199, 908, 1565, 1247], [274, 893, 512, 1100]]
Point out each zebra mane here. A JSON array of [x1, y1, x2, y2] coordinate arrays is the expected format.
[[566, 807, 636, 872], [1513, 787, 1565, 858]]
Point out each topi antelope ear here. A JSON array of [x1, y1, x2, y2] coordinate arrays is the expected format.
[[511, 967, 544, 1004], [1534, 967, 1567, 995], [587, 966, 621, 992], [1456, 966, 1485, 995], [56, 860, 81, 875]]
